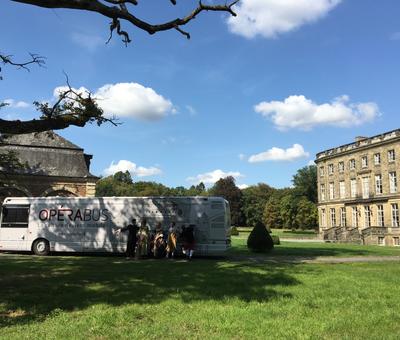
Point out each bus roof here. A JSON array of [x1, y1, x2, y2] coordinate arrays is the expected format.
[[2, 196, 228, 205]]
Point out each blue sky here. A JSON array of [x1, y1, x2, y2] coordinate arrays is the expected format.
[[1, 0, 400, 189]]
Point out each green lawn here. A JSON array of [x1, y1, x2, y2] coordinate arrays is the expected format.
[[237, 227, 318, 239], [1, 243, 400, 339], [231, 236, 400, 257], [270, 228, 318, 239]]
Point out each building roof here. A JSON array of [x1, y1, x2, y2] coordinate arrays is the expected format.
[[1, 130, 81, 150], [315, 128, 400, 162], [0, 131, 97, 179]]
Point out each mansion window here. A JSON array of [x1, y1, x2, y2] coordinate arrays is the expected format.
[[338, 161, 345, 173], [374, 153, 381, 165], [394, 237, 400, 246], [328, 164, 334, 175], [375, 174, 383, 195], [350, 179, 357, 198], [361, 156, 368, 168], [340, 207, 346, 227], [329, 183, 335, 200], [352, 207, 358, 228], [320, 184, 326, 201], [321, 209, 326, 228], [388, 149, 396, 163], [377, 204, 384, 227], [389, 172, 397, 193], [339, 181, 346, 199], [319, 166, 325, 177], [364, 206, 371, 228], [392, 203, 399, 227], [362, 177, 370, 199], [378, 237, 385, 246], [330, 208, 336, 228], [349, 159, 356, 170]]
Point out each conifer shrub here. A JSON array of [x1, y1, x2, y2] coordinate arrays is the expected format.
[[247, 221, 274, 253], [230, 226, 239, 236], [271, 235, 280, 245]]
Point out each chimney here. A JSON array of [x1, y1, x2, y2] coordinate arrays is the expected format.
[[84, 154, 93, 171]]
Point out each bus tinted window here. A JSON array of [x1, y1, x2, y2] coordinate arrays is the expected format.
[[1, 206, 30, 228]]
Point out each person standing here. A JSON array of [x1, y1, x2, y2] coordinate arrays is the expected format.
[[153, 222, 166, 258], [166, 222, 178, 259], [136, 217, 150, 259], [118, 218, 139, 259], [182, 224, 195, 260]]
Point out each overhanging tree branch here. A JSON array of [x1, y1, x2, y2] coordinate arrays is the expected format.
[[0, 53, 45, 80], [0, 81, 119, 134], [11, 0, 239, 43]]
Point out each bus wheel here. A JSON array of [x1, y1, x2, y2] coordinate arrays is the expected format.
[[32, 239, 50, 256]]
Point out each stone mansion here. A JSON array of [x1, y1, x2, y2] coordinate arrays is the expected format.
[[315, 129, 400, 246]]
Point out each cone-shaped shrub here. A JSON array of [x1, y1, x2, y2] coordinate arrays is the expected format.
[[247, 221, 274, 253]]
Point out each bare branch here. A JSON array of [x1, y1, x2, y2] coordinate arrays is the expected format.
[[11, 0, 239, 44], [0, 53, 45, 71]]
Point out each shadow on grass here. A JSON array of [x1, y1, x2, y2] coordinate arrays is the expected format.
[[0, 254, 299, 328]]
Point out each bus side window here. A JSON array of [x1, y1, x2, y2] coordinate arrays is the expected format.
[[1, 205, 30, 228]]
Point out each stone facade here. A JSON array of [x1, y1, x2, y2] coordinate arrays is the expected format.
[[0, 131, 98, 201], [316, 129, 400, 246]]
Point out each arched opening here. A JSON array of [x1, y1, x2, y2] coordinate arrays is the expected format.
[[0, 186, 31, 205]]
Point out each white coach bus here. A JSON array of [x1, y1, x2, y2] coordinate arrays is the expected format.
[[0, 196, 231, 256]]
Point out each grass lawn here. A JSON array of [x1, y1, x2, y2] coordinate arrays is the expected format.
[[270, 228, 318, 239], [237, 227, 318, 239], [230, 235, 400, 257], [1, 242, 400, 339]]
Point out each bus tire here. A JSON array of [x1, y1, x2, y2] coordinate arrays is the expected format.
[[32, 239, 50, 256]]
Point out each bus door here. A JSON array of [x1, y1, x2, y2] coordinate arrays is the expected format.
[[0, 205, 30, 251]]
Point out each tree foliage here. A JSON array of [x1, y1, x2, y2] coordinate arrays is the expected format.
[[295, 197, 318, 230], [95, 173, 207, 197], [263, 194, 283, 230], [241, 183, 275, 228], [209, 176, 243, 226], [292, 165, 317, 203]]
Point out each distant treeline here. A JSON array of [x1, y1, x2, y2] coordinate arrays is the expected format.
[[96, 165, 318, 230]]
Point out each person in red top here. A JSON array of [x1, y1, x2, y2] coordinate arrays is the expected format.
[[181, 224, 195, 260]]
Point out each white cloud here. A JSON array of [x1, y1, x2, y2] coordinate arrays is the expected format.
[[248, 144, 309, 163], [104, 160, 162, 178], [3, 99, 30, 108], [186, 169, 244, 185], [307, 160, 316, 166], [53, 86, 89, 98], [96, 83, 175, 121], [53, 83, 175, 121], [255, 95, 380, 130], [227, 0, 341, 39], [238, 184, 250, 190], [71, 32, 105, 51], [238, 153, 246, 161]]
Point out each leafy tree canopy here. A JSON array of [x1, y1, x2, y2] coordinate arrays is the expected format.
[[292, 165, 317, 203]]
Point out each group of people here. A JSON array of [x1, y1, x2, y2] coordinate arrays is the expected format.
[[117, 218, 195, 260]]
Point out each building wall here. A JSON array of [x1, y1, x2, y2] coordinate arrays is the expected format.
[[316, 130, 400, 246], [0, 175, 97, 203]]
